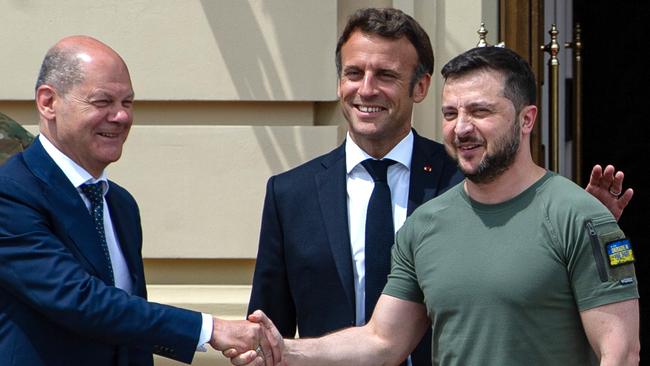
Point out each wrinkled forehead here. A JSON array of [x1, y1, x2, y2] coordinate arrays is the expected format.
[[71, 62, 134, 99], [443, 69, 506, 96], [341, 32, 418, 65], [441, 70, 512, 109]]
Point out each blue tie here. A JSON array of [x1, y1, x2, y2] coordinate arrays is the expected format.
[[80, 182, 115, 285], [361, 158, 396, 322]]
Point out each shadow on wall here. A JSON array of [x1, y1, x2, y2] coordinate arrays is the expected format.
[[199, 1, 340, 175], [0, 112, 34, 165], [251, 125, 342, 175], [199, 0, 337, 101]]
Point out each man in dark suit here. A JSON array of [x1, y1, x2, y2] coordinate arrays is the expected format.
[[0, 35, 275, 366], [247, 8, 633, 366], [247, 8, 462, 365]]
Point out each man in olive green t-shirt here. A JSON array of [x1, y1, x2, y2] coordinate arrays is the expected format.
[[385, 170, 636, 365], [231, 46, 639, 366]]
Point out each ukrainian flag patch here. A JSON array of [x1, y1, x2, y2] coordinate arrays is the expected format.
[[606, 238, 635, 267]]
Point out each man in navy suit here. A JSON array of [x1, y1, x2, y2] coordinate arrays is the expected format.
[[247, 8, 632, 366], [247, 8, 465, 365], [0, 35, 275, 366]]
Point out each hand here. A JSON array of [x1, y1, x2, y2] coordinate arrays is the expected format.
[[223, 310, 285, 366], [210, 316, 276, 365], [585, 164, 633, 221]]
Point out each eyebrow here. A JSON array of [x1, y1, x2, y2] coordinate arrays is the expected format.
[[441, 100, 499, 113], [465, 101, 497, 109], [342, 64, 401, 74], [89, 91, 135, 100], [342, 65, 361, 72]]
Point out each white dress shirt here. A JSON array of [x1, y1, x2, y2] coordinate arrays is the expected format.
[[346, 131, 413, 326], [39, 135, 212, 349], [40, 135, 133, 294]]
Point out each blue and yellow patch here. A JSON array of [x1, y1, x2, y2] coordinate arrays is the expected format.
[[606, 238, 635, 267]]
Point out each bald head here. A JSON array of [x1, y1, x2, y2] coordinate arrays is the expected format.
[[34, 36, 134, 177], [35, 35, 128, 96]]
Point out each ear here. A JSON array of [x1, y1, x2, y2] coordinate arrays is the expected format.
[[519, 105, 538, 135], [36, 85, 57, 121], [336, 79, 342, 99], [412, 73, 431, 103]]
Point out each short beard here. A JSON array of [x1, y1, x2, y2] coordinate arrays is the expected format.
[[462, 120, 520, 184]]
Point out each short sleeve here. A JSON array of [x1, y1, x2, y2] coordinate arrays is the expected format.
[[383, 217, 425, 304], [569, 214, 639, 311]]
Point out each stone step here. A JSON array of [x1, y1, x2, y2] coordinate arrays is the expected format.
[[147, 284, 251, 319]]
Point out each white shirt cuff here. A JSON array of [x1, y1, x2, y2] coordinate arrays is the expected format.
[[196, 313, 213, 352]]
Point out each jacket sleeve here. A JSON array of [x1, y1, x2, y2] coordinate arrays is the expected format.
[[0, 175, 202, 364], [247, 176, 298, 337]]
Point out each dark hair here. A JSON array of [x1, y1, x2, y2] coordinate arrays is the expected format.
[[441, 47, 536, 112], [35, 46, 85, 95], [335, 8, 434, 92]]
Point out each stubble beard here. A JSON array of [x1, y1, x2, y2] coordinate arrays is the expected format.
[[459, 120, 520, 184]]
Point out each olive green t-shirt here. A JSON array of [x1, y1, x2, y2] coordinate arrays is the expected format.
[[384, 172, 638, 366]]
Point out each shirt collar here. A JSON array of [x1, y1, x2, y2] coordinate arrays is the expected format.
[[345, 130, 413, 174], [39, 134, 109, 193]]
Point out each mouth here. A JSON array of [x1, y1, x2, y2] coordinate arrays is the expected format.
[[354, 104, 386, 114], [97, 132, 122, 139], [457, 143, 481, 151], [453, 137, 485, 157]]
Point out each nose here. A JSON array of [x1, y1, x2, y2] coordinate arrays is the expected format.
[[109, 105, 132, 124], [358, 73, 378, 97], [454, 112, 474, 137]]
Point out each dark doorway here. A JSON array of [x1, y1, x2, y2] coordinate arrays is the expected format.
[[576, 0, 649, 361]]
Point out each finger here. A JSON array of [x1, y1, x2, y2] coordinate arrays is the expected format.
[[250, 310, 276, 330], [249, 311, 274, 352], [610, 171, 625, 193], [250, 310, 283, 363], [600, 165, 616, 189], [247, 310, 263, 323], [230, 350, 259, 366], [223, 348, 239, 358], [223, 349, 236, 358], [619, 188, 634, 209], [587, 165, 604, 193], [257, 324, 275, 366], [590, 164, 603, 184]]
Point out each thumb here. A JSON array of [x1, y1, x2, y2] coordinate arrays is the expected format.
[[248, 310, 283, 364]]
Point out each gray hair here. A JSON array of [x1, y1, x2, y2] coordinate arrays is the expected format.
[[35, 47, 85, 95]]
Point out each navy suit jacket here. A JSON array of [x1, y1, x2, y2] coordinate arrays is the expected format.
[[0, 139, 202, 366], [248, 131, 463, 365]]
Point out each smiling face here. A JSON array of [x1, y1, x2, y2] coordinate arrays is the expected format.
[[337, 30, 430, 157], [38, 41, 134, 178], [441, 69, 524, 183]]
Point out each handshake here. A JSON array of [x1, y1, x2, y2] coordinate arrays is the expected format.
[[213, 310, 285, 366]]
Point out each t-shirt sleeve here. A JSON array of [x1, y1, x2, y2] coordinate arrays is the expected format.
[[383, 217, 425, 304], [567, 213, 639, 311]]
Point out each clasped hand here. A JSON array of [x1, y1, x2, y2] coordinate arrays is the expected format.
[[211, 311, 284, 366]]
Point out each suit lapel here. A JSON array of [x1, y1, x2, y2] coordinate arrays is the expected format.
[[315, 144, 355, 311], [23, 139, 115, 284], [408, 131, 452, 215]]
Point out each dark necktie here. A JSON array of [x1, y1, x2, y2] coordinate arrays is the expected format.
[[362, 158, 396, 322], [80, 182, 115, 285]]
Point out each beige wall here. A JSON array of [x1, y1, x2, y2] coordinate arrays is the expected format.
[[2, 0, 338, 101], [0, 1, 497, 364]]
